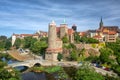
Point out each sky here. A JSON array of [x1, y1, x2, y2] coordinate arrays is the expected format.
[[0, 0, 120, 37]]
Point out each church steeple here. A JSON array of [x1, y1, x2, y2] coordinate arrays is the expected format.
[[99, 17, 103, 29]]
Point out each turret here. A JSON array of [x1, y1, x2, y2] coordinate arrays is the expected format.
[[72, 24, 77, 32]]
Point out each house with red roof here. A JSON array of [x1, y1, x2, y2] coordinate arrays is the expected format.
[[12, 31, 48, 46], [84, 18, 119, 42], [98, 18, 119, 42]]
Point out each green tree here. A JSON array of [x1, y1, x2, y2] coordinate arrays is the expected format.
[[106, 42, 120, 56], [24, 37, 37, 48], [40, 37, 48, 42], [5, 39, 12, 50], [99, 48, 114, 64], [74, 63, 104, 80], [0, 35, 7, 41], [116, 56, 120, 65], [0, 61, 21, 80], [85, 56, 100, 63], [112, 64, 120, 76], [57, 53, 63, 61], [80, 36, 88, 43], [74, 32, 80, 43], [80, 37, 99, 43], [0, 41, 5, 51], [64, 43, 76, 49], [78, 48, 86, 61], [62, 35, 69, 43], [70, 50, 77, 61], [14, 38, 21, 49], [31, 41, 47, 55]]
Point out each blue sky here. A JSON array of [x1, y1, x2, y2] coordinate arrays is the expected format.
[[0, 0, 120, 37]]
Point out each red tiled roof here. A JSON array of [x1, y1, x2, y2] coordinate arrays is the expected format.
[[79, 32, 86, 36], [13, 34, 39, 37], [20, 34, 33, 37], [102, 26, 118, 32], [68, 29, 74, 35], [33, 34, 39, 36], [108, 31, 117, 35], [56, 27, 60, 33], [103, 31, 117, 35], [93, 35, 102, 38], [46, 48, 62, 53]]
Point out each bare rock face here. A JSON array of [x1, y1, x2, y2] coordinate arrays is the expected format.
[[87, 48, 100, 57]]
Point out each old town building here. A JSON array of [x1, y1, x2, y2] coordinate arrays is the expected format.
[[11, 31, 47, 46], [56, 21, 75, 43]]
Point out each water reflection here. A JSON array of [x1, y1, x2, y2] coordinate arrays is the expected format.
[[1, 57, 70, 80], [21, 72, 46, 80]]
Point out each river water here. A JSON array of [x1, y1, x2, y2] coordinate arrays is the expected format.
[[21, 72, 46, 80], [1, 57, 47, 80], [1, 57, 61, 80]]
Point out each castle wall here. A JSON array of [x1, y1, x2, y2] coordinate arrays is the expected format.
[[56, 40, 62, 49], [69, 34, 74, 43], [45, 53, 58, 61]]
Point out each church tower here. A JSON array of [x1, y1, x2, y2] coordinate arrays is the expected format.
[[99, 17, 103, 30], [60, 19, 68, 38]]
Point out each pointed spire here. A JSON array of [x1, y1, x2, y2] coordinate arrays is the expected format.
[[61, 18, 67, 24], [101, 16, 103, 23], [99, 16, 103, 29], [52, 20, 55, 24], [63, 19, 66, 24], [50, 20, 56, 25]]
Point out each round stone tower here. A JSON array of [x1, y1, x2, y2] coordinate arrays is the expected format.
[[46, 21, 63, 61], [48, 20, 57, 48]]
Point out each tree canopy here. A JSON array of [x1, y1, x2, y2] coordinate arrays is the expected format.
[[74, 63, 105, 80], [0, 61, 21, 80], [62, 34, 69, 43], [0, 36, 12, 50], [31, 41, 47, 55], [79, 36, 99, 43], [99, 47, 114, 64]]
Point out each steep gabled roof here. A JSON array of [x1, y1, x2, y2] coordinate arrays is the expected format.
[[102, 26, 119, 31]]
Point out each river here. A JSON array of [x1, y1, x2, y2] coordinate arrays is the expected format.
[[2, 57, 47, 80], [2, 57, 71, 80], [21, 72, 47, 80]]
